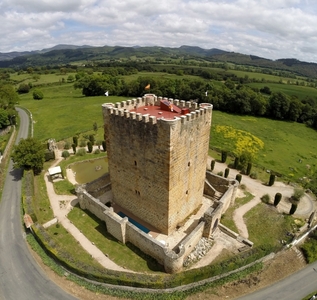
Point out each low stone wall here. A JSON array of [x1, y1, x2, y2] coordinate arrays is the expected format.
[[85, 173, 111, 198], [219, 224, 253, 247], [76, 171, 240, 273], [205, 171, 238, 211], [180, 221, 205, 258]]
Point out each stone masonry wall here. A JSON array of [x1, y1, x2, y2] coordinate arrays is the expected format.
[[102, 97, 213, 234]]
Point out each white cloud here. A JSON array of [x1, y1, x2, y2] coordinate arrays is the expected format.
[[0, 0, 317, 63]]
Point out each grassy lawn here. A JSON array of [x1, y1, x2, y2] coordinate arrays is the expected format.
[[53, 180, 76, 195], [33, 171, 54, 224], [68, 205, 165, 273], [211, 111, 317, 182], [18, 82, 128, 141], [46, 223, 105, 270], [244, 203, 294, 248], [221, 191, 254, 232]]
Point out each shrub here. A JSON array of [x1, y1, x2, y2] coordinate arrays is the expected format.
[[217, 171, 223, 176], [33, 89, 44, 100], [221, 150, 227, 163], [224, 168, 230, 178], [261, 194, 270, 204], [61, 150, 70, 159], [274, 193, 282, 207], [210, 159, 215, 171], [44, 150, 55, 161], [64, 141, 71, 150], [289, 203, 298, 215], [79, 139, 86, 147], [94, 149, 100, 154], [250, 172, 258, 179], [235, 174, 242, 183], [87, 141, 93, 153], [268, 174, 275, 186], [292, 188, 305, 203], [301, 232, 317, 263], [76, 148, 86, 156], [246, 162, 252, 175], [17, 83, 30, 94]]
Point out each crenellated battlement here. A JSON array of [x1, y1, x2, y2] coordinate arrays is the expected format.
[[102, 94, 213, 128]]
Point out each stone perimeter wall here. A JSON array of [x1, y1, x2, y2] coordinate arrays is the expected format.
[[76, 171, 237, 273]]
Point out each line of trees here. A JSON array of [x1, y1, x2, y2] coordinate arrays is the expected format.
[[73, 73, 317, 129], [0, 84, 18, 128]]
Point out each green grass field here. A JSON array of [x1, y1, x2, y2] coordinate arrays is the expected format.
[[211, 111, 317, 181], [15, 73, 317, 182], [246, 82, 317, 100], [18, 83, 127, 141]]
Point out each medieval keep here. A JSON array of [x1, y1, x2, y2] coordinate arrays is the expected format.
[[103, 94, 212, 235], [77, 94, 241, 273]]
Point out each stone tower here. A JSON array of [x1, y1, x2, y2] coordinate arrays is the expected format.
[[102, 94, 212, 235]]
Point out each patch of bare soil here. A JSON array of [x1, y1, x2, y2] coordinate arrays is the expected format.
[[30, 243, 306, 300]]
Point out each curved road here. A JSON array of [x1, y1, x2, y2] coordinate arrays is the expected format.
[[0, 107, 76, 300], [238, 259, 317, 300]]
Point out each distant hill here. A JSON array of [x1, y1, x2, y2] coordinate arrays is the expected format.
[[1, 44, 317, 78]]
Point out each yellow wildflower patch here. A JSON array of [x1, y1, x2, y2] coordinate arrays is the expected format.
[[214, 125, 264, 158]]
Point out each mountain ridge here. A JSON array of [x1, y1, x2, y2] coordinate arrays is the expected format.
[[1, 44, 317, 78]]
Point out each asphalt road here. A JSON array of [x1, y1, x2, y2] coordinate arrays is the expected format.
[[0, 107, 77, 300], [238, 259, 317, 300]]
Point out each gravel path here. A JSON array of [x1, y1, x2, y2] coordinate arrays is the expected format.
[[45, 149, 132, 273], [207, 157, 316, 238]]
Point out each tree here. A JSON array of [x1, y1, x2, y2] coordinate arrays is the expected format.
[[224, 168, 230, 178], [72, 143, 76, 154], [87, 141, 93, 153], [0, 109, 9, 128], [289, 203, 298, 215], [235, 174, 242, 183], [11, 137, 45, 174], [102, 140, 107, 152], [268, 92, 290, 120], [221, 150, 227, 163], [246, 162, 252, 176], [33, 89, 44, 100], [268, 174, 275, 186], [210, 160, 215, 171], [17, 83, 30, 94], [72, 136, 78, 147], [274, 193, 282, 207]]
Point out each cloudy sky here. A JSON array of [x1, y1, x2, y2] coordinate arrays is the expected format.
[[1, 0, 317, 62]]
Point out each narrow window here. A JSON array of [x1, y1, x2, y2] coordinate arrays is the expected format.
[[134, 161, 137, 166]]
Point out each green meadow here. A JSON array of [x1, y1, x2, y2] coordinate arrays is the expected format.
[[246, 82, 317, 100], [16, 73, 317, 181], [211, 111, 317, 181]]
